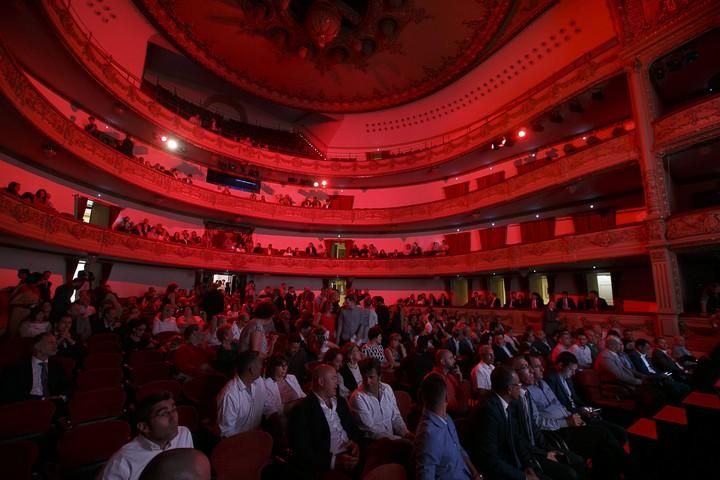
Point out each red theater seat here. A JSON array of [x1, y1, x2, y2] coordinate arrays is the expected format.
[[77, 367, 123, 391], [129, 363, 172, 386], [211, 431, 273, 480], [363, 463, 407, 480], [394, 390, 413, 422], [52, 355, 76, 379], [177, 404, 200, 433], [135, 379, 182, 402], [128, 349, 166, 368], [0, 440, 39, 480], [574, 369, 637, 411], [86, 333, 121, 347], [86, 341, 122, 354], [182, 373, 227, 419], [56, 420, 130, 471], [84, 352, 123, 370], [0, 399, 56, 441], [68, 387, 126, 424]]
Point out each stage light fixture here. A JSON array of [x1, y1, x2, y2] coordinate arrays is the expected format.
[[590, 204, 595, 209], [166, 139, 178, 150], [161, 136, 167, 142], [321, 180, 327, 187], [535, 214, 540, 218], [517, 128, 527, 138], [313, 181, 320, 187]]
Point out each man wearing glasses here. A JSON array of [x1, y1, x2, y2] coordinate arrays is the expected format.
[[101, 392, 193, 480]]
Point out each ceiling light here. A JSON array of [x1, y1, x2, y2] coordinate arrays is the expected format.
[[166, 139, 179, 150], [321, 180, 327, 187], [489, 167, 493, 171], [590, 204, 595, 209], [582, 136, 588, 141], [517, 128, 527, 138], [455, 177, 459, 181], [456, 228, 461, 232], [161, 135, 167, 142], [535, 214, 540, 218], [592, 265, 597, 269], [337, 234, 341, 238], [313, 181, 319, 188], [491, 222, 496, 227]]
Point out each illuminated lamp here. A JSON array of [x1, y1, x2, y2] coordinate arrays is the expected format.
[[313, 181, 320, 188], [321, 180, 327, 187], [517, 128, 527, 139], [161, 136, 168, 142], [167, 139, 179, 150]]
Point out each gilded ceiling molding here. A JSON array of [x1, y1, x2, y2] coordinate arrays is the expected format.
[[0, 39, 639, 229], [0, 193, 648, 277], [653, 95, 720, 153], [41, 0, 619, 178]]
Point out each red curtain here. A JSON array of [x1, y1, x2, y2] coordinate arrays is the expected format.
[[479, 226, 507, 250], [573, 210, 616, 234], [444, 232, 471, 255], [476, 171, 506, 189], [329, 195, 355, 209], [519, 218, 555, 243], [443, 182, 469, 199], [74, 196, 88, 220]]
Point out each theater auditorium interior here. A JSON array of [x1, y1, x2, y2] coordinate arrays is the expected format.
[[0, 0, 719, 479]]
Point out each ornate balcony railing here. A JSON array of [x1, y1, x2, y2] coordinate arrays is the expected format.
[[654, 94, 720, 152], [0, 194, 649, 277], [0, 40, 640, 228], [41, 0, 622, 178], [666, 207, 720, 247]]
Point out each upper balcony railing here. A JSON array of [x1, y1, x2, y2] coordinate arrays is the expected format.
[[653, 92, 720, 153], [0, 193, 649, 277], [40, 0, 622, 178], [0, 39, 640, 229]]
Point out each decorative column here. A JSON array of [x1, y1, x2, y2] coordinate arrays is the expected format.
[[626, 59, 683, 336]]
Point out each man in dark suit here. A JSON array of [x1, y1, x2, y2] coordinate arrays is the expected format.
[[651, 337, 688, 381], [91, 305, 123, 335], [488, 292, 502, 308], [493, 332, 519, 365], [555, 292, 576, 311], [582, 291, 609, 311], [473, 365, 541, 480], [546, 352, 627, 445], [1, 333, 70, 404], [530, 330, 553, 358], [288, 364, 361, 478], [629, 339, 690, 401]]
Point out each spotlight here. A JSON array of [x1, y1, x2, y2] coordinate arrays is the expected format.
[[590, 204, 595, 209], [166, 139, 179, 150], [161, 136, 167, 142], [313, 181, 320, 188], [535, 214, 540, 218], [491, 222, 496, 227], [321, 180, 327, 187], [456, 228, 461, 232], [517, 128, 527, 138]]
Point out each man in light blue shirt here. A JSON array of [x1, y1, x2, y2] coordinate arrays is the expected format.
[[414, 373, 483, 480]]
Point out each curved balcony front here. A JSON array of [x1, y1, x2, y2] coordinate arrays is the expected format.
[[654, 94, 720, 153], [0, 42, 640, 231], [0, 193, 649, 277], [40, 0, 623, 179]]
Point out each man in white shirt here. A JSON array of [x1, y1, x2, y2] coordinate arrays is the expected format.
[[350, 358, 412, 441], [101, 392, 193, 480], [152, 304, 179, 335], [216, 351, 278, 437], [568, 330, 593, 369], [470, 345, 495, 393]]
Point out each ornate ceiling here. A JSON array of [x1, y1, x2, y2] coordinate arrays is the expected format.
[[135, 0, 555, 113]]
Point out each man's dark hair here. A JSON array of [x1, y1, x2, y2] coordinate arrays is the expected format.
[[322, 348, 341, 363], [345, 295, 357, 304], [136, 391, 173, 425], [358, 357, 381, 378], [266, 354, 288, 375], [368, 326, 382, 341], [635, 338, 650, 349], [420, 373, 447, 410], [555, 351, 578, 367], [236, 350, 260, 376], [416, 335, 430, 353], [18, 268, 30, 277], [253, 301, 277, 319], [183, 324, 200, 340], [288, 333, 302, 345], [491, 365, 516, 394]]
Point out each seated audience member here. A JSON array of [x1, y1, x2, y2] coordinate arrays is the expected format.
[[470, 344, 495, 394], [1, 333, 70, 403], [152, 304, 180, 336], [340, 342, 363, 394], [384, 332, 407, 369], [671, 335, 698, 367], [416, 373, 483, 480], [529, 330, 552, 357], [216, 351, 278, 437], [101, 392, 193, 480], [285, 333, 310, 384], [361, 326, 386, 364], [529, 292, 544, 310], [84, 116, 99, 135], [508, 357, 586, 480], [119, 134, 135, 156], [123, 319, 154, 354], [492, 331, 518, 364], [582, 290, 608, 311], [526, 355, 625, 479], [213, 325, 238, 378], [445, 323, 475, 359], [264, 354, 306, 415], [401, 335, 435, 394], [629, 338, 690, 401], [550, 330, 573, 363], [546, 352, 627, 445], [652, 336, 688, 381], [594, 336, 644, 390], [323, 348, 350, 398], [174, 325, 216, 378], [138, 448, 210, 480], [53, 313, 83, 360], [350, 358, 412, 441], [5, 180, 21, 196], [568, 330, 593, 369], [92, 305, 123, 335], [556, 291, 576, 311], [472, 365, 539, 480], [19, 307, 51, 338], [431, 349, 469, 415], [288, 364, 361, 478], [176, 306, 204, 330]]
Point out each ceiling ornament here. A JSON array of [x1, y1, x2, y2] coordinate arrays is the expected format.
[[134, 0, 556, 112]]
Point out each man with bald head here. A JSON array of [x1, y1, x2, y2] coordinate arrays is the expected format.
[[470, 345, 495, 394], [139, 449, 210, 480], [289, 363, 360, 478]]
